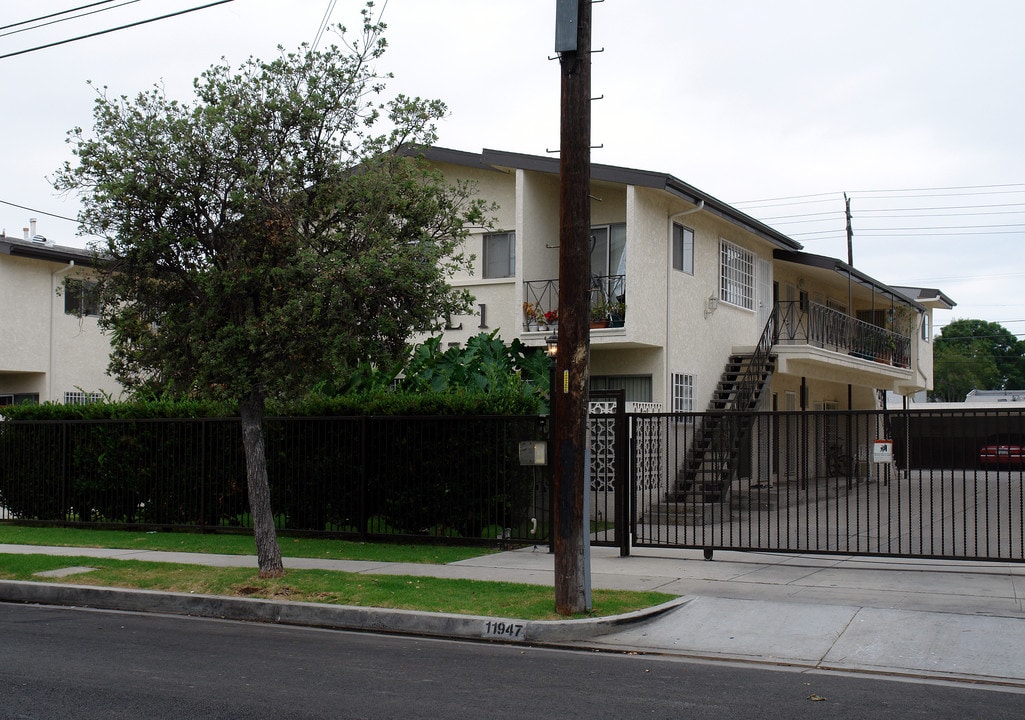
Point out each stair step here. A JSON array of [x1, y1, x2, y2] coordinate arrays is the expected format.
[[645, 502, 731, 526]]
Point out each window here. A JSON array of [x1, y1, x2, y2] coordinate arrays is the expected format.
[[671, 373, 695, 415], [590, 375, 652, 403], [719, 239, 754, 310], [672, 223, 694, 275], [0, 393, 39, 406], [64, 391, 103, 405], [590, 223, 627, 308], [590, 223, 627, 279], [922, 312, 931, 341], [483, 232, 515, 279], [64, 279, 100, 317]]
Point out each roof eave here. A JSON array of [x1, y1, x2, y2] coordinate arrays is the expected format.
[[420, 146, 803, 251]]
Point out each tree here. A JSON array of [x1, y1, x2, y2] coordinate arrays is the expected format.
[[54, 6, 490, 576], [931, 319, 1025, 402]]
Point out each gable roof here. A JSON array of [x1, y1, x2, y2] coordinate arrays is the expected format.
[[418, 146, 803, 252]]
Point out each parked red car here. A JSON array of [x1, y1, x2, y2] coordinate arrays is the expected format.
[[978, 438, 1025, 467]]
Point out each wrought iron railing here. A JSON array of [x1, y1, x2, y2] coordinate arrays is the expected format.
[[776, 300, 911, 368], [522, 274, 626, 330]]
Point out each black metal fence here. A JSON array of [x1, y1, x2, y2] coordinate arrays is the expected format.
[[0, 415, 548, 545], [625, 408, 1025, 562], [7, 406, 1023, 563]]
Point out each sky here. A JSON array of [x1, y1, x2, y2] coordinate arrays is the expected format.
[[3, 0, 1024, 335]]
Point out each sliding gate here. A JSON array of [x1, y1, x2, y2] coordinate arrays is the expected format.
[[625, 408, 1025, 563]]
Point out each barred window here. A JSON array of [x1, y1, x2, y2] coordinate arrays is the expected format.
[[64, 391, 103, 405], [671, 372, 695, 415], [719, 239, 754, 310]]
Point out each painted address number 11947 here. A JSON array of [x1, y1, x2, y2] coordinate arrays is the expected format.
[[481, 620, 526, 640]]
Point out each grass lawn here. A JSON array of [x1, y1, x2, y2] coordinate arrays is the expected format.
[[0, 524, 491, 564], [0, 525, 675, 620]]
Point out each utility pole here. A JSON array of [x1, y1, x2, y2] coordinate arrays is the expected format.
[[553, 0, 592, 615], [844, 192, 854, 266]]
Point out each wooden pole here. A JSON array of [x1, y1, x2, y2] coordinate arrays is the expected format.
[[553, 0, 592, 615]]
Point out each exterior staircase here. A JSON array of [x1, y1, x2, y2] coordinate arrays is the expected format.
[[668, 353, 775, 504], [648, 310, 779, 525]]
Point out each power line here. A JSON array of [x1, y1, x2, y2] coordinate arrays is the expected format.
[[0, 0, 141, 40], [0, 0, 236, 60], [734, 183, 1025, 208], [732, 191, 841, 206], [0, 1, 116, 31], [312, 0, 338, 51], [850, 182, 1025, 195], [855, 229, 1025, 237], [0, 199, 78, 222]]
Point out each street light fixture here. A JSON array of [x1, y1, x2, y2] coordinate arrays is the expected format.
[[545, 333, 559, 358]]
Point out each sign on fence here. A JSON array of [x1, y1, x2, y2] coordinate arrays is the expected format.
[[873, 440, 893, 463]]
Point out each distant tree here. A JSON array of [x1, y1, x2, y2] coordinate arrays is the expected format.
[[930, 319, 1025, 401], [54, 6, 490, 576]]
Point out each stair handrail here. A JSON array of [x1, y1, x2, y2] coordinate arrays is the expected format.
[[686, 306, 779, 496], [727, 304, 780, 414]]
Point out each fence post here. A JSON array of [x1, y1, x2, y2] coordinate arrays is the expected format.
[[61, 421, 68, 526], [198, 418, 205, 527], [618, 403, 630, 557], [359, 415, 368, 542]]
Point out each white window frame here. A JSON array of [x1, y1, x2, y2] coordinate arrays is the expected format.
[[482, 231, 515, 279], [64, 391, 103, 406], [719, 239, 755, 310], [672, 223, 694, 275], [671, 372, 695, 418]]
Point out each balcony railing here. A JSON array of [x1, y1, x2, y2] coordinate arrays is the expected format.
[[523, 274, 626, 330], [774, 300, 911, 368]]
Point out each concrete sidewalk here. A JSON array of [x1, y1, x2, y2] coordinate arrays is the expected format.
[[2, 543, 1025, 688]]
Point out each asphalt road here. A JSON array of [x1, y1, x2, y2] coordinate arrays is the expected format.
[[2, 603, 1022, 719]]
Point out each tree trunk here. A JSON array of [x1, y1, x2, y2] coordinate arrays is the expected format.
[[239, 389, 284, 578]]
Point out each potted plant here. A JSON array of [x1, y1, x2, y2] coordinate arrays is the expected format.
[[523, 301, 541, 331], [608, 300, 626, 328], [543, 309, 558, 329], [590, 301, 610, 329]]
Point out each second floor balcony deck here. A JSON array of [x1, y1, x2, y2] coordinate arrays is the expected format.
[[773, 300, 912, 369], [523, 274, 625, 331]]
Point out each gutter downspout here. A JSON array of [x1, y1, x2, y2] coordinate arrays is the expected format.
[[666, 201, 705, 408], [50, 260, 75, 403]]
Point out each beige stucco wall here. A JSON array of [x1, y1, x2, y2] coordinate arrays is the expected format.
[[661, 204, 774, 411], [425, 154, 938, 413], [0, 254, 121, 402], [0, 254, 51, 374]]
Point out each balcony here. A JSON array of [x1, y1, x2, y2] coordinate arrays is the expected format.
[[775, 300, 911, 366], [523, 274, 626, 331]]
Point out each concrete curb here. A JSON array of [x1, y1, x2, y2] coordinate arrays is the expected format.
[[0, 580, 690, 644]]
